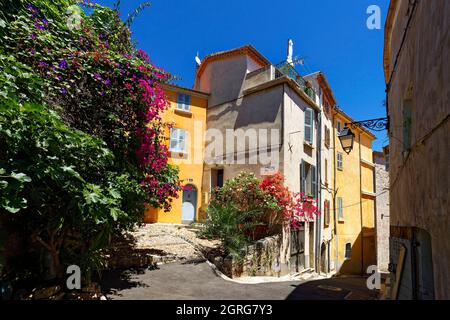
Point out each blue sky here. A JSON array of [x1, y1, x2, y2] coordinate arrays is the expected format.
[[96, 0, 390, 151]]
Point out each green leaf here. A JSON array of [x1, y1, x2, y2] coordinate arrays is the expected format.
[[10, 172, 31, 183]]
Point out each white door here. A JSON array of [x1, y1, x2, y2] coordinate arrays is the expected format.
[[181, 185, 197, 224]]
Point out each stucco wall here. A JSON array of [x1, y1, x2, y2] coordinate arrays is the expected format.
[[385, 0, 450, 299], [331, 112, 376, 275], [144, 88, 207, 224]]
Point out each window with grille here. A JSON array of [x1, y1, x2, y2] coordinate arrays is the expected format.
[[170, 128, 187, 153]]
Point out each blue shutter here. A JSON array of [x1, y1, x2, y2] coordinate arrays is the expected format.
[[305, 108, 313, 144], [185, 94, 191, 111], [311, 165, 317, 199], [300, 161, 305, 193]]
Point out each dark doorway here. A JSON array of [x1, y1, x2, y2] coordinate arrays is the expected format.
[[290, 226, 305, 272], [211, 169, 224, 189]]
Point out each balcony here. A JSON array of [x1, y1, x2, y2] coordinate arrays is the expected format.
[[274, 61, 316, 101]]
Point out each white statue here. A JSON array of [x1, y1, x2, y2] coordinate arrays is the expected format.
[[287, 39, 294, 66]]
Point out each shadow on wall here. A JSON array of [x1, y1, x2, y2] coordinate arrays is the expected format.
[[338, 227, 377, 275]]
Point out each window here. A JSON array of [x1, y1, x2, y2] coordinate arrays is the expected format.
[[338, 197, 344, 221], [211, 169, 224, 189], [336, 120, 342, 133], [324, 200, 330, 227], [304, 108, 314, 144], [169, 128, 187, 153], [345, 243, 352, 259], [324, 126, 330, 149], [177, 93, 191, 112], [337, 152, 343, 171], [402, 99, 412, 152], [324, 159, 328, 185], [300, 161, 317, 199]]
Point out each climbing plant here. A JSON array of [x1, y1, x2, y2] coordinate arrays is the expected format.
[[0, 0, 181, 282]]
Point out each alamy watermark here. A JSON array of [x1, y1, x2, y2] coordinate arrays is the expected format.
[[366, 5, 381, 30], [366, 265, 381, 290]]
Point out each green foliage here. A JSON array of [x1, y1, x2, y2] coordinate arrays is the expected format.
[[200, 203, 264, 259], [0, 0, 181, 284], [0, 99, 145, 277]]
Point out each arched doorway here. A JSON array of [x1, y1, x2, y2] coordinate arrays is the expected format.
[[320, 242, 328, 274], [181, 184, 197, 224]]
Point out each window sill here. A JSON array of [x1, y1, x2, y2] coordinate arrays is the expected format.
[[174, 109, 192, 117], [303, 141, 314, 148], [169, 150, 188, 157], [338, 219, 344, 223]]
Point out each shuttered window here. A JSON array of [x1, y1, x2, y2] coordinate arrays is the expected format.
[[304, 108, 314, 144], [177, 93, 191, 111], [324, 126, 330, 148], [337, 152, 343, 170], [338, 197, 344, 221], [324, 200, 330, 227], [311, 165, 317, 199]]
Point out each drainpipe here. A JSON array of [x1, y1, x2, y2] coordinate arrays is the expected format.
[[332, 108, 338, 271], [315, 111, 322, 273], [359, 133, 364, 275]]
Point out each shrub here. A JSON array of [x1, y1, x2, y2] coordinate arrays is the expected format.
[[199, 203, 264, 259], [0, 0, 181, 283], [202, 172, 321, 256]]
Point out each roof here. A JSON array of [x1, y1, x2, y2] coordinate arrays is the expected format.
[[242, 75, 321, 112], [195, 45, 271, 81], [162, 83, 210, 98], [305, 71, 338, 106]]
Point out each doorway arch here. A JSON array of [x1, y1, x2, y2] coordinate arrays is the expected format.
[[181, 184, 197, 224]]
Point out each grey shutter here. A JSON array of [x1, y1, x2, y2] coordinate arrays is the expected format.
[[304, 108, 312, 144], [311, 165, 317, 199], [300, 160, 305, 193]]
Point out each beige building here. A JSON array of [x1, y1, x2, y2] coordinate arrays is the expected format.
[[384, 0, 450, 299], [195, 45, 321, 274]]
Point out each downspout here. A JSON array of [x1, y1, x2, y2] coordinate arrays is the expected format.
[[315, 110, 322, 273], [332, 108, 338, 271]]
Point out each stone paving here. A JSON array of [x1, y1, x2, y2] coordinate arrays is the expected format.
[[127, 223, 220, 261]]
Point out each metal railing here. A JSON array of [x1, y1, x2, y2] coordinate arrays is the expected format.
[[275, 61, 316, 101]]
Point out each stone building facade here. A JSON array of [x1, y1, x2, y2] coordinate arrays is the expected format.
[[373, 149, 389, 272], [384, 0, 450, 299]]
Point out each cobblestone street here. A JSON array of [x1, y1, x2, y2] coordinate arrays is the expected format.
[[102, 224, 379, 300]]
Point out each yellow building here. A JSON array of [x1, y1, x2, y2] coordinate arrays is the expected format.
[[144, 83, 209, 224], [330, 107, 377, 274]]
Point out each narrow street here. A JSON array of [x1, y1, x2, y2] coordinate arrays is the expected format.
[[101, 261, 378, 300]]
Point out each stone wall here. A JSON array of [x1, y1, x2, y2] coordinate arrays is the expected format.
[[373, 152, 390, 272], [209, 235, 282, 278], [384, 0, 450, 299]]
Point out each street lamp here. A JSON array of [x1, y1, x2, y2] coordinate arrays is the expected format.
[[338, 126, 355, 154], [333, 105, 389, 155]]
